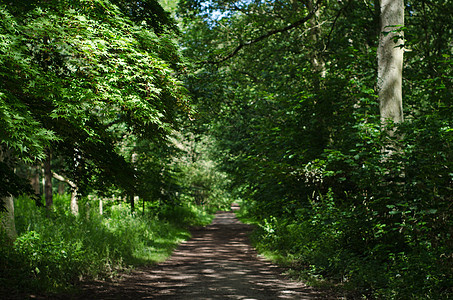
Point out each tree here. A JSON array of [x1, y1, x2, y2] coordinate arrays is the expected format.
[[0, 0, 189, 217], [179, 0, 453, 297], [377, 0, 404, 124], [43, 151, 53, 211], [111, 0, 177, 34], [0, 147, 17, 240]]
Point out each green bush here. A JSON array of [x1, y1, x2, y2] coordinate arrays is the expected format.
[[158, 203, 215, 227], [1, 195, 211, 295], [242, 104, 453, 298], [14, 231, 86, 290], [248, 179, 453, 298]]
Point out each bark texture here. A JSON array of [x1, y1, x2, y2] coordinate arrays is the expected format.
[[0, 146, 17, 240], [308, 0, 326, 78], [377, 0, 404, 124], [30, 165, 41, 195], [44, 151, 53, 210], [1, 195, 17, 241]]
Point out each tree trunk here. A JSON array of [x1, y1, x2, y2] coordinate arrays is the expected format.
[[58, 182, 65, 195], [130, 194, 135, 213], [44, 150, 53, 210], [30, 165, 41, 195], [130, 152, 137, 213], [30, 165, 43, 207], [0, 146, 17, 241], [70, 186, 79, 215], [1, 195, 17, 241], [377, 0, 404, 125], [99, 198, 103, 215], [307, 0, 326, 78]]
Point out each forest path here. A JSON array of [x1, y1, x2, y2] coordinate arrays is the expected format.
[[75, 211, 337, 299]]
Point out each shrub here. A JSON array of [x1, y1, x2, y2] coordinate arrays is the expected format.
[[1, 195, 211, 295]]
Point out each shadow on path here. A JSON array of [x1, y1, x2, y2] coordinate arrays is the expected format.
[[76, 211, 338, 299]]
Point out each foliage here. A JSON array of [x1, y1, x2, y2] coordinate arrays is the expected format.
[[1, 0, 452, 298], [179, 0, 453, 298], [171, 132, 233, 210], [0, 194, 211, 295], [0, 0, 189, 202]]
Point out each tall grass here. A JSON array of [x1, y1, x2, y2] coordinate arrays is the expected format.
[[0, 194, 213, 296]]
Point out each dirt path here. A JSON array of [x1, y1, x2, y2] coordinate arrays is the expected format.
[[75, 211, 337, 299]]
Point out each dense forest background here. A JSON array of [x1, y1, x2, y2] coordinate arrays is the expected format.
[[1, 0, 452, 299]]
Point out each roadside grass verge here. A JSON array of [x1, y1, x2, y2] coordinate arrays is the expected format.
[[0, 195, 213, 296]]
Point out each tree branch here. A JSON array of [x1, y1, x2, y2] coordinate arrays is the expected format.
[[202, 0, 322, 65], [325, 0, 352, 51], [52, 172, 79, 215], [52, 172, 77, 189]]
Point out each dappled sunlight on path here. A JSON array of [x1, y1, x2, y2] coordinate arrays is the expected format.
[[76, 211, 337, 299]]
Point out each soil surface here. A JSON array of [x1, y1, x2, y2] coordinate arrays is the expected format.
[[72, 211, 338, 299]]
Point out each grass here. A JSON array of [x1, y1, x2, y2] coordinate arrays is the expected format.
[[0, 194, 214, 296]]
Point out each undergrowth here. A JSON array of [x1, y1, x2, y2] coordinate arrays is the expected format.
[[239, 198, 453, 300], [0, 194, 213, 296]]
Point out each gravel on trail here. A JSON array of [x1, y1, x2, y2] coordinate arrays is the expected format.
[[71, 211, 340, 299]]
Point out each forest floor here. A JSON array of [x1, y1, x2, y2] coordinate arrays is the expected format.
[[62, 211, 339, 299]]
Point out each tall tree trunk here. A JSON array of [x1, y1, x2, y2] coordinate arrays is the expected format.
[[44, 150, 53, 210], [0, 146, 17, 241], [130, 152, 138, 213], [1, 195, 17, 241], [57, 182, 65, 195], [99, 198, 103, 215], [70, 187, 79, 215], [130, 194, 135, 213], [307, 0, 326, 79], [30, 165, 41, 195], [30, 165, 43, 207], [73, 146, 83, 215], [377, 0, 404, 125]]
